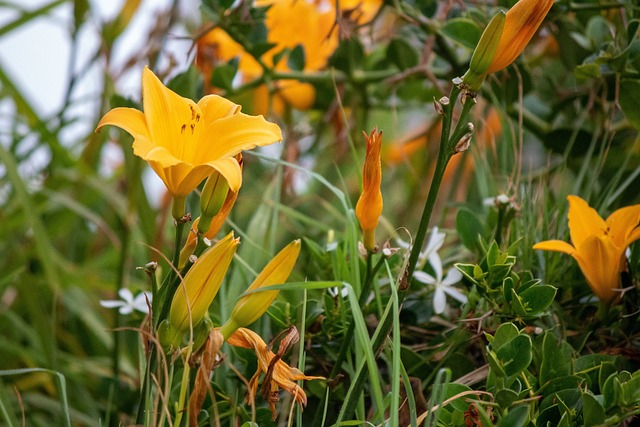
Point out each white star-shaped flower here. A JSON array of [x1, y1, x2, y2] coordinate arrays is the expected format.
[[100, 288, 151, 315], [413, 251, 466, 315], [397, 226, 446, 269]]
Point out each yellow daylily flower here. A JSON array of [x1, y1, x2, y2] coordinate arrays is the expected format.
[[355, 127, 383, 252], [226, 327, 323, 418], [96, 67, 282, 208], [486, 0, 554, 74], [533, 195, 640, 303], [169, 232, 239, 344], [219, 240, 301, 338]]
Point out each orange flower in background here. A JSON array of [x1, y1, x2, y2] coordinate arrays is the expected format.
[[226, 327, 323, 417], [355, 127, 383, 252], [336, 0, 383, 24], [486, 0, 554, 74], [97, 67, 282, 216], [196, 0, 338, 112], [533, 196, 640, 303]]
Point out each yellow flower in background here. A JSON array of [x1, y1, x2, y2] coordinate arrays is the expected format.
[[355, 128, 383, 252], [486, 0, 554, 74], [97, 67, 282, 214], [533, 196, 640, 303], [220, 240, 301, 338], [226, 327, 323, 417], [196, 0, 338, 113], [169, 232, 239, 343]]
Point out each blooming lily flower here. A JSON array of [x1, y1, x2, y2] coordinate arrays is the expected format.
[[97, 67, 282, 214], [220, 240, 301, 338], [100, 288, 151, 315], [413, 246, 466, 315], [355, 127, 383, 252], [226, 327, 323, 417], [169, 232, 239, 343], [533, 195, 640, 303]]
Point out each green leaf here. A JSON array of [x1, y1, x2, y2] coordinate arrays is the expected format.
[[510, 289, 528, 316], [211, 58, 239, 91], [456, 207, 484, 253], [330, 38, 364, 75], [287, 44, 306, 71], [602, 373, 622, 410], [620, 79, 640, 130], [496, 334, 532, 377], [497, 405, 530, 427], [386, 38, 420, 71], [492, 323, 520, 352], [539, 332, 572, 385], [495, 388, 519, 409], [440, 18, 482, 49], [582, 392, 605, 426], [518, 285, 557, 314], [620, 370, 640, 405], [574, 63, 601, 79]]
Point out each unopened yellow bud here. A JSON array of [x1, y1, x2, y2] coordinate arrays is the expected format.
[[220, 240, 301, 338], [170, 232, 239, 340], [462, 11, 506, 91], [355, 128, 383, 252]]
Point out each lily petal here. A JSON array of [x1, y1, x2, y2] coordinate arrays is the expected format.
[[532, 239, 576, 255], [198, 113, 282, 161], [605, 203, 640, 248], [142, 66, 204, 158], [96, 107, 150, 141], [198, 94, 241, 120], [567, 195, 606, 248], [574, 235, 620, 302]]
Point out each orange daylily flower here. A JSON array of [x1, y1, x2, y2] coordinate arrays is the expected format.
[[355, 127, 383, 252], [220, 240, 301, 338], [226, 327, 323, 416], [97, 67, 282, 209], [486, 0, 554, 74], [533, 196, 640, 303]]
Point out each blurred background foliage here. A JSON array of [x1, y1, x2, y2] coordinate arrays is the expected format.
[[0, 0, 639, 425]]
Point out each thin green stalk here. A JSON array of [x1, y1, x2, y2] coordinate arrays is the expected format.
[[335, 81, 477, 422], [311, 255, 386, 426], [110, 219, 130, 422]]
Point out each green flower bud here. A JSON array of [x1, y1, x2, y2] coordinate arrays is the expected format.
[[462, 11, 506, 91]]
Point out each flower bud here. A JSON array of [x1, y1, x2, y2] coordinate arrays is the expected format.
[[169, 232, 239, 340], [199, 171, 230, 233], [355, 128, 383, 252], [462, 11, 506, 91], [219, 240, 301, 338]]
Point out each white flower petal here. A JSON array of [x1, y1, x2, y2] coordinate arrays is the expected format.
[[442, 286, 468, 304], [423, 227, 445, 259], [413, 270, 436, 285], [428, 253, 444, 282], [118, 305, 134, 315], [441, 268, 463, 286], [118, 288, 134, 303], [433, 288, 447, 314], [132, 292, 152, 313], [100, 300, 125, 309]]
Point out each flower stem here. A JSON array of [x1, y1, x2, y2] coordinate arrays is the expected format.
[[334, 81, 477, 423]]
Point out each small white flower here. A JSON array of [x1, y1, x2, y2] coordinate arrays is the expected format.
[[397, 227, 445, 269], [100, 288, 151, 315], [413, 252, 466, 315]]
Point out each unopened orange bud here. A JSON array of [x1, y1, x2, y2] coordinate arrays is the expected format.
[[486, 0, 554, 74], [355, 127, 383, 252]]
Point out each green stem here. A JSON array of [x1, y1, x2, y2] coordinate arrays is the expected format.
[[311, 254, 387, 426], [335, 81, 478, 422]]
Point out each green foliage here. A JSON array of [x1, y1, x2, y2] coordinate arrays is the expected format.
[[1, 0, 639, 425]]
